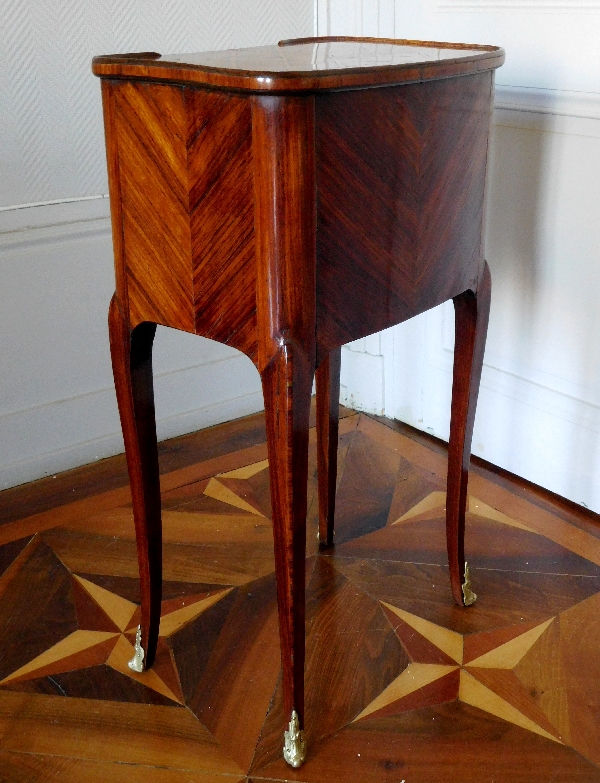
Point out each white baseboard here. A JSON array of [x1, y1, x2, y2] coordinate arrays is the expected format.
[[0, 378, 263, 491]]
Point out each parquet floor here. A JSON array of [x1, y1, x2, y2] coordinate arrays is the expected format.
[[1, 409, 600, 782]]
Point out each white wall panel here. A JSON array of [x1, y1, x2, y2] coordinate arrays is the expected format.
[[0, 0, 313, 208]]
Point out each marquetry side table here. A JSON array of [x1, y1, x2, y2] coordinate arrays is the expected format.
[[93, 36, 504, 768]]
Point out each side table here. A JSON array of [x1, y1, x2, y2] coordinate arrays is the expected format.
[[93, 36, 504, 768]]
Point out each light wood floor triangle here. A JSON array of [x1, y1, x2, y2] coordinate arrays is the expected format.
[[459, 669, 562, 743], [218, 459, 269, 479], [393, 491, 536, 533], [467, 618, 555, 669], [159, 588, 233, 636], [468, 498, 535, 532], [354, 663, 458, 722], [106, 635, 182, 704], [393, 491, 446, 524], [203, 477, 265, 517], [383, 602, 463, 664], [0, 630, 118, 684], [74, 575, 137, 631]]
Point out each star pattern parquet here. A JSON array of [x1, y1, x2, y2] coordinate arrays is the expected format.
[[1, 411, 600, 782]]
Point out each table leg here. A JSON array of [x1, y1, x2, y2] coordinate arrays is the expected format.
[[108, 295, 162, 669], [316, 347, 341, 546], [253, 93, 316, 766], [261, 343, 312, 768], [447, 262, 492, 606]]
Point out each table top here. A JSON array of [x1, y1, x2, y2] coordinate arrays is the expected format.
[[92, 36, 504, 92]]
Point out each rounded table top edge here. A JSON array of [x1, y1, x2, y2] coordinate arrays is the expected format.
[[92, 37, 505, 92]]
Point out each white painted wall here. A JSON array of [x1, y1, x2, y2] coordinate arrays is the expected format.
[[324, 0, 600, 512], [0, 0, 312, 489]]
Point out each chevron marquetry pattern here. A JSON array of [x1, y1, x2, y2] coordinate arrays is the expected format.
[[114, 81, 195, 332], [316, 72, 493, 350], [110, 81, 258, 356], [187, 89, 257, 359], [109, 71, 493, 365]]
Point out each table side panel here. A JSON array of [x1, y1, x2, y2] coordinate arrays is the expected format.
[[186, 89, 258, 361], [112, 80, 195, 332], [315, 71, 494, 351]]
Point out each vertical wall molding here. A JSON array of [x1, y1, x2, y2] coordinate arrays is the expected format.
[[316, 0, 395, 37]]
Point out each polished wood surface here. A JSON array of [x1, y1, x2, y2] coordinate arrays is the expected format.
[[1, 412, 600, 782], [316, 348, 341, 546], [108, 295, 162, 668], [447, 263, 492, 603], [315, 72, 492, 351], [253, 93, 317, 730], [92, 37, 504, 93], [93, 36, 504, 761]]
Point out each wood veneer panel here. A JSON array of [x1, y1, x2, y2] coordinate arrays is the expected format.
[[71, 507, 272, 545], [2, 412, 600, 777], [316, 72, 493, 351], [0, 536, 34, 581], [186, 89, 257, 359], [41, 529, 274, 586], [302, 558, 409, 742], [371, 413, 600, 539], [463, 668, 562, 741], [190, 573, 281, 770], [559, 591, 600, 766], [250, 556, 409, 773], [339, 514, 600, 576], [0, 443, 269, 547], [112, 81, 195, 331], [336, 558, 600, 636], [356, 415, 600, 563], [331, 429, 403, 544], [513, 617, 571, 745]]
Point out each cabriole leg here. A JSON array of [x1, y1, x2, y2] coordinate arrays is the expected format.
[[316, 347, 341, 546], [108, 295, 162, 669], [261, 342, 312, 769], [252, 92, 316, 767], [447, 262, 492, 607]]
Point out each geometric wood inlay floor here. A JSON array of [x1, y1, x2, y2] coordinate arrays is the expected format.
[[1, 410, 600, 782]]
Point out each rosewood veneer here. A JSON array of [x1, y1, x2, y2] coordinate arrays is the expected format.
[[93, 36, 504, 768]]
